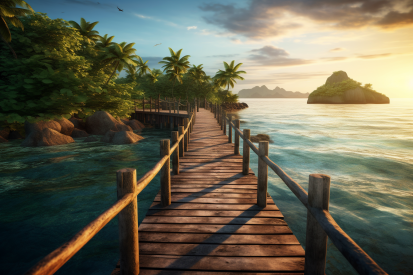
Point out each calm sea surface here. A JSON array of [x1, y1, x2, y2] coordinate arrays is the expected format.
[[0, 98, 412, 274]]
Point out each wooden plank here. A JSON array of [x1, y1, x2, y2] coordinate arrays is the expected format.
[[169, 185, 258, 189], [149, 202, 277, 210], [141, 216, 285, 225], [153, 197, 275, 204], [137, 270, 303, 275], [146, 209, 283, 218], [154, 193, 258, 199], [140, 243, 305, 256], [139, 255, 305, 272], [138, 223, 290, 234], [169, 188, 257, 193], [139, 232, 300, 244]]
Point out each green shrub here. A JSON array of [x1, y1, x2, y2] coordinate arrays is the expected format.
[[310, 78, 385, 97]]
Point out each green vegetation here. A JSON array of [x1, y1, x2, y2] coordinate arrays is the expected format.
[[310, 78, 384, 97], [0, 10, 247, 133]]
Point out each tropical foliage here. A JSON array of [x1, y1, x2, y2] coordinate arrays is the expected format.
[[0, 12, 141, 132], [213, 60, 246, 92], [310, 78, 385, 97], [159, 48, 190, 98]]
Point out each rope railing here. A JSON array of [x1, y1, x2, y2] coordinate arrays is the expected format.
[[215, 106, 387, 275], [25, 112, 195, 275]]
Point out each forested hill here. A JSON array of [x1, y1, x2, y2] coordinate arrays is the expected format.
[[238, 85, 309, 98]]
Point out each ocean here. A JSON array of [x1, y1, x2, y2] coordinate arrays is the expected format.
[[0, 98, 412, 274]]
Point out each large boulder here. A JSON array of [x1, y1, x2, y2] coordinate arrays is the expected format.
[[101, 130, 117, 143], [69, 117, 86, 131], [55, 118, 74, 135], [21, 128, 75, 147], [86, 111, 133, 135], [122, 119, 143, 130], [24, 120, 61, 136], [250, 134, 274, 143], [112, 131, 144, 145], [0, 127, 10, 139], [71, 128, 89, 138], [325, 71, 350, 85]]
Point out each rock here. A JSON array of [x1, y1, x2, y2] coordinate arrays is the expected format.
[[8, 131, 24, 139], [250, 134, 274, 143], [86, 111, 133, 135], [112, 131, 144, 145], [71, 128, 89, 138], [325, 71, 349, 85], [221, 102, 249, 111], [69, 117, 86, 131], [123, 119, 143, 130], [83, 136, 98, 142], [0, 136, 8, 143], [344, 87, 366, 103], [55, 118, 74, 135], [307, 95, 343, 104], [0, 127, 10, 139], [24, 120, 61, 136], [21, 128, 75, 147], [100, 130, 117, 143]]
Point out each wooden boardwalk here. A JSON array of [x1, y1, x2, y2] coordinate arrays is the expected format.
[[114, 108, 305, 274]]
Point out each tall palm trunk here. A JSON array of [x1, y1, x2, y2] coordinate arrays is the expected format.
[[105, 60, 120, 85], [1, 36, 17, 59]]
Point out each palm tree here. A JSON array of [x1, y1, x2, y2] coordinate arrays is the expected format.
[[159, 48, 190, 97], [100, 42, 139, 85], [68, 17, 100, 44], [188, 64, 207, 102], [147, 68, 162, 95], [213, 61, 246, 94], [95, 34, 116, 50], [0, 0, 34, 58], [133, 56, 151, 77]]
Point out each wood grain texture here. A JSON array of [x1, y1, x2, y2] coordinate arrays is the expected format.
[[112, 108, 304, 274]]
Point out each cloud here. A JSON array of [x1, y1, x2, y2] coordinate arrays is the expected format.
[[248, 45, 313, 67], [187, 26, 197, 30], [321, 56, 349, 61], [200, 0, 413, 39], [132, 13, 178, 27], [329, 47, 345, 52], [272, 72, 331, 81], [206, 54, 239, 58], [65, 0, 112, 8], [356, 53, 392, 59]]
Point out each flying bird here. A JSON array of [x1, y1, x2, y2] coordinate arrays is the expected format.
[[117, 6, 123, 11], [154, 43, 162, 47]]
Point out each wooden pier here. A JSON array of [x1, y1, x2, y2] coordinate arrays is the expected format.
[[117, 108, 305, 274], [25, 103, 387, 275]]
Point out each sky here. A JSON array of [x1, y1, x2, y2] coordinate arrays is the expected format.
[[23, 0, 413, 98]]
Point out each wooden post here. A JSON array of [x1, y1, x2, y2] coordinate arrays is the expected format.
[[304, 174, 330, 275], [204, 98, 206, 109], [172, 131, 179, 175], [150, 97, 152, 113], [197, 98, 199, 112], [116, 168, 139, 275], [234, 119, 240, 155], [228, 114, 232, 143], [142, 97, 145, 123], [170, 116, 174, 129], [160, 140, 171, 207], [243, 129, 250, 175], [184, 118, 189, 151], [158, 94, 160, 113], [178, 126, 184, 157], [257, 141, 269, 207], [218, 105, 221, 125], [214, 104, 217, 118], [169, 101, 171, 113], [223, 111, 226, 134]]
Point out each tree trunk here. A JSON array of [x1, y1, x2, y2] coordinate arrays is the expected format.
[[1, 36, 17, 59], [105, 60, 120, 85]]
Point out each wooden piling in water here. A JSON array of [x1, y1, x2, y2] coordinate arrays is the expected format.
[[305, 174, 330, 275], [172, 132, 179, 175], [243, 129, 251, 175], [228, 114, 232, 143], [116, 168, 139, 275], [178, 126, 184, 157], [160, 140, 171, 207], [234, 119, 240, 155], [257, 141, 269, 207]]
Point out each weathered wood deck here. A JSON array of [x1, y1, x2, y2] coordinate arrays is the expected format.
[[113, 108, 305, 274]]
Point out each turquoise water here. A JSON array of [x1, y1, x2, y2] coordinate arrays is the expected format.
[[232, 98, 413, 275], [1, 99, 412, 274], [0, 128, 172, 275]]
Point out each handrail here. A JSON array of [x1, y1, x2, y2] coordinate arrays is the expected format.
[[25, 112, 194, 275], [224, 116, 387, 275]]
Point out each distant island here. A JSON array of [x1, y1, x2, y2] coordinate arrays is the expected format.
[[238, 86, 309, 98], [307, 71, 389, 104]]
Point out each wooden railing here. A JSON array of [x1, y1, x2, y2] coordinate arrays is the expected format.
[[24, 112, 195, 275], [207, 102, 388, 275]]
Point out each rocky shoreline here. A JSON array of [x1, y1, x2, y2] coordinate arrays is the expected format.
[[221, 102, 249, 112]]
